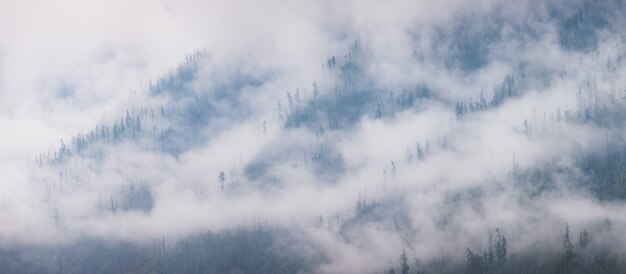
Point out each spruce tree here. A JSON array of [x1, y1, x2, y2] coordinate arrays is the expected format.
[[400, 249, 409, 274]]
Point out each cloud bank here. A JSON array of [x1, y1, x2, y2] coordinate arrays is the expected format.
[[1, 0, 626, 273]]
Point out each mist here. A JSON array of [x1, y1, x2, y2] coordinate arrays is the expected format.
[[2, 0, 626, 273]]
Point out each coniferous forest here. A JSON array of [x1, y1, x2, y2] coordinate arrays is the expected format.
[[2, 0, 626, 273]]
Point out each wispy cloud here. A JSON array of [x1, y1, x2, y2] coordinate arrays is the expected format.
[[1, 0, 626, 272]]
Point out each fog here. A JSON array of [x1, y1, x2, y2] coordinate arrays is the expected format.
[[1, 0, 626, 273]]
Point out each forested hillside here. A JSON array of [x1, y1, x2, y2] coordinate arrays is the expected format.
[[2, 0, 626, 273]]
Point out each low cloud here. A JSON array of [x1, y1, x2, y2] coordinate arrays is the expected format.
[[1, 0, 626, 272]]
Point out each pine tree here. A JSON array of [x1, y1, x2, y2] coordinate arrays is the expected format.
[[400, 249, 409, 274], [495, 229, 507, 266], [466, 248, 484, 274], [416, 142, 424, 160], [456, 102, 465, 117], [219, 171, 226, 192], [287, 91, 294, 115], [579, 229, 590, 248], [312, 82, 318, 100], [563, 223, 574, 258], [486, 239, 494, 268]]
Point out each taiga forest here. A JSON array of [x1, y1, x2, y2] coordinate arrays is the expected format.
[[1, 0, 626, 273]]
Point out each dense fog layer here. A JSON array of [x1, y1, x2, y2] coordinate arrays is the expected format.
[[1, 0, 626, 273]]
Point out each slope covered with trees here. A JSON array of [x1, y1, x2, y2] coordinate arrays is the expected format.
[[3, 0, 626, 273]]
